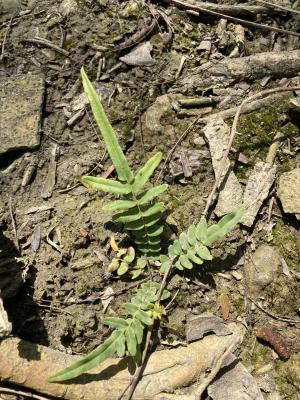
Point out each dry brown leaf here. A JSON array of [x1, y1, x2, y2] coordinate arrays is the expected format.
[[218, 292, 230, 321]]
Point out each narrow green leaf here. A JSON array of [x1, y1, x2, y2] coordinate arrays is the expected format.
[[142, 202, 164, 217], [103, 199, 137, 212], [114, 207, 140, 223], [125, 326, 137, 356], [81, 68, 133, 182], [179, 232, 189, 251], [187, 225, 197, 246], [103, 317, 128, 329], [82, 176, 131, 194], [147, 225, 164, 237], [47, 330, 123, 382], [195, 217, 208, 242], [174, 260, 184, 270], [134, 236, 160, 246], [138, 244, 161, 254], [137, 184, 168, 205], [179, 254, 193, 269], [117, 262, 128, 275], [115, 333, 126, 357], [187, 249, 203, 265], [204, 206, 245, 246], [195, 245, 212, 260], [131, 319, 144, 344], [135, 310, 152, 325], [127, 213, 161, 230], [131, 269, 143, 279], [132, 152, 162, 193]]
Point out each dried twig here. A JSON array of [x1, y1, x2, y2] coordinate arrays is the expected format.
[[9, 196, 19, 251], [22, 37, 69, 56], [249, 298, 300, 324], [163, 0, 300, 38], [122, 259, 175, 400], [202, 85, 300, 216], [255, 0, 300, 15], [156, 114, 203, 182], [0, 16, 13, 61], [0, 386, 50, 400]]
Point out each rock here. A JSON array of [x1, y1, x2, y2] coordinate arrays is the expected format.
[[203, 118, 243, 216], [58, 0, 78, 17], [0, 74, 45, 155], [244, 245, 281, 297], [241, 161, 277, 227], [0, 295, 12, 338], [1, 0, 21, 14], [278, 168, 300, 219]]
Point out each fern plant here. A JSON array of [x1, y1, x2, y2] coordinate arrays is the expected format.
[[48, 282, 170, 382], [80, 68, 168, 257]]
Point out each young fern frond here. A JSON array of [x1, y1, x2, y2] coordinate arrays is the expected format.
[[160, 206, 245, 272], [48, 283, 170, 382], [80, 68, 167, 257]]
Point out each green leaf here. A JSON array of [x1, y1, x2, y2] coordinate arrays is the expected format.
[[132, 152, 162, 193], [103, 317, 128, 329], [103, 200, 137, 212], [135, 310, 152, 325], [82, 176, 131, 194], [168, 241, 181, 257], [81, 68, 133, 183], [204, 206, 245, 246], [137, 184, 168, 205], [136, 257, 147, 269], [187, 225, 197, 246], [195, 245, 212, 260], [123, 302, 139, 315], [195, 217, 208, 242], [117, 261, 128, 275], [108, 258, 119, 272], [115, 333, 126, 357], [147, 225, 164, 237], [114, 207, 140, 223], [125, 326, 137, 356], [179, 254, 193, 269], [124, 247, 135, 263], [48, 329, 123, 382], [142, 202, 164, 217], [127, 214, 161, 230], [179, 232, 189, 251], [131, 269, 143, 279], [131, 318, 144, 344], [187, 249, 203, 264], [175, 260, 184, 270]]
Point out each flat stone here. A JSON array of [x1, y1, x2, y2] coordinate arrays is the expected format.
[[278, 168, 300, 219], [0, 74, 45, 155], [244, 244, 281, 297]]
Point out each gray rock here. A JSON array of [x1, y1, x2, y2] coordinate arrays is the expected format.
[[278, 168, 300, 219], [1, 0, 21, 14], [0, 74, 45, 155], [244, 244, 281, 297]]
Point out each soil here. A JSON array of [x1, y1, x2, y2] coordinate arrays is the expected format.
[[0, 1, 300, 399]]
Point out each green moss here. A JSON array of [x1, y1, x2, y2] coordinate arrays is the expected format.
[[273, 220, 300, 273]]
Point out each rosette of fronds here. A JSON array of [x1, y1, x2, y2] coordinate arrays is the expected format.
[[80, 68, 167, 257], [160, 206, 245, 272], [48, 282, 170, 382]]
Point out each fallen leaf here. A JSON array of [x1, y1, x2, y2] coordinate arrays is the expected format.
[[120, 41, 155, 66], [218, 292, 230, 320]]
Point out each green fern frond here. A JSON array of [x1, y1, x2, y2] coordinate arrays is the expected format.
[[80, 68, 167, 257], [165, 206, 245, 271], [48, 283, 170, 382]]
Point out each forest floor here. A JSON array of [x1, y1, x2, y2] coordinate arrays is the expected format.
[[0, 0, 300, 399]]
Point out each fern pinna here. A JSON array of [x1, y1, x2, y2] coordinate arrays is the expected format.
[[48, 282, 170, 382], [160, 206, 245, 272], [80, 68, 167, 257]]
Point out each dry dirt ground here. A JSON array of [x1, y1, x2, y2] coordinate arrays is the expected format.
[[0, 0, 300, 399]]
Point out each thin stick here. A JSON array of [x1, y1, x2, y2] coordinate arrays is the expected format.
[[193, 341, 238, 399], [0, 16, 13, 61], [156, 114, 203, 182], [22, 37, 69, 56], [163, 0, 300, 38], [202, 85, 300, 216], [255, 0, 300, 15], [249, 298, 300, 324], [0, 386, 50, 400], [123, 259, 175, 400], [9, 196, 19, 251]]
